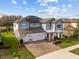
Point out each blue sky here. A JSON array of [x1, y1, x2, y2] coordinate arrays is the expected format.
[[0, 0, 79, 18]]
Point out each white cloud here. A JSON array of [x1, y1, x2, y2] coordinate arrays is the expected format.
[[62, 8, 67, 12], [31, 8, 36, 11], [23, 0, 27, 4], [40, 3, 47, 6], [26, 8, 29, 10], [0, 10, 11, 15], [37, 0, 58, 6], [26, 8, 36, 11], [69, 0, 78, 2], [38, 6, 59, 14], [12, 0, 17, 4], [68, 4, 72, 7], [38, 9, 47, 13], [47, 7, 59, 14], [37, 5, 69, 18], [62, 5, 66, 8], [38, 0, 58, 3], [15, 6, 21, 8]]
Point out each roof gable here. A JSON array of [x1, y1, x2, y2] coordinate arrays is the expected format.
[[40, 18, 55, 23], [64, 25, 76, 31]]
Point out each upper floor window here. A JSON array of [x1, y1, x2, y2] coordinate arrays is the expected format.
[[46, 23, 51, 30], [57, 25, 61, 28], [30, 23, 40, 28], [22, 23, 27, 29], [22, 23, 26, 26]]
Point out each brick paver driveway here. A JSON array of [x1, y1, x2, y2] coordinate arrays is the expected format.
[[24, 40, 61, 57]]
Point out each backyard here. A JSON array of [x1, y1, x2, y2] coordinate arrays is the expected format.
[[0, 32, 35, 59], [57, 38, 79, 48]]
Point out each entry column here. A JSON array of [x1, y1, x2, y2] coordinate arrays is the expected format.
[[52, 33, 54, 41], [48, 33, 51, 42]]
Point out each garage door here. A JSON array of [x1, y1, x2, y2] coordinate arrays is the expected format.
[[23, 33, 46, 42]]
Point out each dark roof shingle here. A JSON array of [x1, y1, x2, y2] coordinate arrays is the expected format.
[[15, 16, 41, 23], [18, 27, 45, 38]]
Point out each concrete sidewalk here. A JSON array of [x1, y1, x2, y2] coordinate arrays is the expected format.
[[36, 44, 79, 59]]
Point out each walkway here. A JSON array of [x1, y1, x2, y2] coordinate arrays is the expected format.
[[36, 44, 79, 59], [25, 40, 61, 57]]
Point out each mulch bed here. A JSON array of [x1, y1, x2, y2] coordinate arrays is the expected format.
[[0, 49, 9, 56], [0, 46, 10, 49], [0, 46, 10, 56], [17, 45, 26, 52], [0, 45, 25, 56]]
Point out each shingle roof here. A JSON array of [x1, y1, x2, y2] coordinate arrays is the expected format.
[[15, 16, 41, 23], [40, 18, 55, 23], [64, 25, 76, 31], [18, 27, 45, 38], [61, 18, 79, 23]]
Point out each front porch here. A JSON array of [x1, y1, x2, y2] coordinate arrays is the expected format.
[[45, 32, 62, 43]]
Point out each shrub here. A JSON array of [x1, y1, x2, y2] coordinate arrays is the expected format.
[[8, 47, 17, 55]]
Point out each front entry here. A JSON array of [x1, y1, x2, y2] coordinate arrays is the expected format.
[[46, 33, 62, 42], [54, 33, 61, 38], [46, 33, 54, 42]]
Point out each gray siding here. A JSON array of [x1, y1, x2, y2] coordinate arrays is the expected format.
[[55, 20, 63, 32]]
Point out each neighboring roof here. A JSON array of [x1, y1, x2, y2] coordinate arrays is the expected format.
[[61, 18, 79, 23], [18, 27, 45, 38], [15, 16, 41, 23], [64, 25, 76, 31], [40, 18, 55, 23], [52, 19, 63, 23]]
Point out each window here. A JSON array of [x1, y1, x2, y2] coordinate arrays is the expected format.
[[57, 25, 61, 28], [22, 23, 27, 29], [46, 23, 51, 30], [30, 23, 40, 28]]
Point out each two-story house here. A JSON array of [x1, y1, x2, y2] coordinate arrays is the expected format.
[[13, 16, 46, 42], [13, 16, 63, 43]]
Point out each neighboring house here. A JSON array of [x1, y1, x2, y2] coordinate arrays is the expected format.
[[61, 18, 79, 36], [61, 18, 79, 28], [13, 16, 63, 43], [63, 25, 76, 37]]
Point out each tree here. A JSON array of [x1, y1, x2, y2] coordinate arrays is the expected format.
[[0, 15, 22, 26]]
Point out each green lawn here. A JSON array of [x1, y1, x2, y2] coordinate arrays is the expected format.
[[70, 48, 79, 55], [1, 48, 35, 59], [0, 32, 35, 59], [57, 38, 79, 48]]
